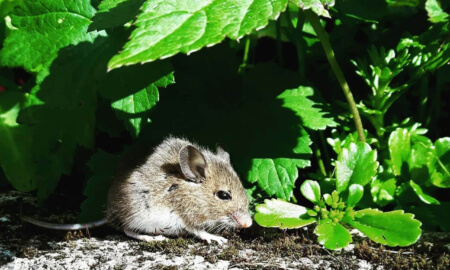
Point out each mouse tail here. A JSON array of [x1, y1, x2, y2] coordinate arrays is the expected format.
[[21, 215, 107, 230]]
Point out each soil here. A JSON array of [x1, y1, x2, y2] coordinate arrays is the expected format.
[[0, 190, 449, 269]]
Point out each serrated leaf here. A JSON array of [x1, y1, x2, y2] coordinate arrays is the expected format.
[[89, 0, 146, 31], [300, 180, 321, 203], [111, 84, 159, 138], [277, 86, 337, 130], [389, 128, 411, 176], [425, 0, 449, 23], [315, 220, 352, 250], [0, 0, 99, 76], [430, 137, 450, 188], [347, 184, 363, 207], [255, 199, 316, 229], [336, 142, 378, 193], [248, 158, 310, 200], [348, 209, 422, 247], [19, 36, 111, 200], [290, 0, 335, 18], [0, 91, 38, 191], [108, 0, 289, 69], [79, 151, 119, 222], [97, 31, 174, 139], [409, 180, 440, 205]]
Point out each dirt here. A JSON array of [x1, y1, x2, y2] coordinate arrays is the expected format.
[[0, 190, 449, 269]]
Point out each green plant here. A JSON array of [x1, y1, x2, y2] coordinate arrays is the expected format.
[[255, 142, 422, 250], [0, 0, 448, 241]]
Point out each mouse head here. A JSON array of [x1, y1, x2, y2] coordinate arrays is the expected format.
[[179, 144, 252, 230]]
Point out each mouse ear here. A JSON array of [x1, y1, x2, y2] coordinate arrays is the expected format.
[[216, 146, 230, 163], [179, 145, 207, 183]]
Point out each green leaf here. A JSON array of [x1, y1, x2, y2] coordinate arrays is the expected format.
[[254, 199, 316, 229], [348, 209, 422, 247], [0, 0, 99, 76], [290, 0, 335, 18], [277, 86, 337, 130], [430, 137, 450, 188], [410, 139, 433, 184], [370, 177, 396, 207], [108, 0, 289, 69], [97, 34, 174, 139], [89, 0, 146, 31], [409, 180, 440, 205], [347, 184, 363, 207], [389, 128, 411, 176], [336, 142, 378, 193], [0, 0, 23, 18], [425, 0, 449, 23], [300, 180, 321, 204], [315, 220, 352, 250], [0, 91, 38, 191], [111, 85, 159, 138], [79, 151, 119, 222], [249, 158, 310, 200], [19, 35, 112, 200]]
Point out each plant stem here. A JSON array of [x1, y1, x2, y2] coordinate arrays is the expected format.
[[305, 10, 365, 142], [239, 37, 251, 73], [286, 7, 306, 79]]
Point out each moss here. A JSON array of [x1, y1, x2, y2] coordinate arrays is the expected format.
[[138, 237, 192, 256]]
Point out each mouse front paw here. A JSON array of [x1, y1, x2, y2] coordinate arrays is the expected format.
[[193, 230, 228, 245]]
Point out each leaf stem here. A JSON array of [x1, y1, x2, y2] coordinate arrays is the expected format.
[[286, 7, 306, 79], [239, 37, 251, 73], [305, 10, 365, 142]]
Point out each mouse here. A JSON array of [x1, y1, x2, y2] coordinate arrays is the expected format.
[[22, 137, 252, 245]]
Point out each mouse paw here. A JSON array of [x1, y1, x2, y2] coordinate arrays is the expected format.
[[193, 230, 228, 245]]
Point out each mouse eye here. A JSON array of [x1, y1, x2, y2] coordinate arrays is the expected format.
[[216, 190, 232, 201]]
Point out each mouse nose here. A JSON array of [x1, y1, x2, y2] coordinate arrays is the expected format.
[[232, 211, 253, 228]]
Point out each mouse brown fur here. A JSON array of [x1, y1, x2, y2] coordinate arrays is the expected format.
[[106, 137, 252, 244]]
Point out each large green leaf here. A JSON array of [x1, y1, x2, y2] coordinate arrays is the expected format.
[[254, 199, 316, 229], [89, 0, 146, 31], [430, 137, 450, 188], [97, 30, 174, 139], [79, 151, 119, 222], [335, 142, 378, 193], [21, 40, 107, 200], [315, 220, 352, 250], [249, 158, 310, 200], [108, 0, 289, 69], [277, 86, 337, 130], [109, 73, 175, 138], [348, 209, 422, 247], [0, 91, 39, 191], [389, 128, 411, 176], [0, 0, 99, 76]]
